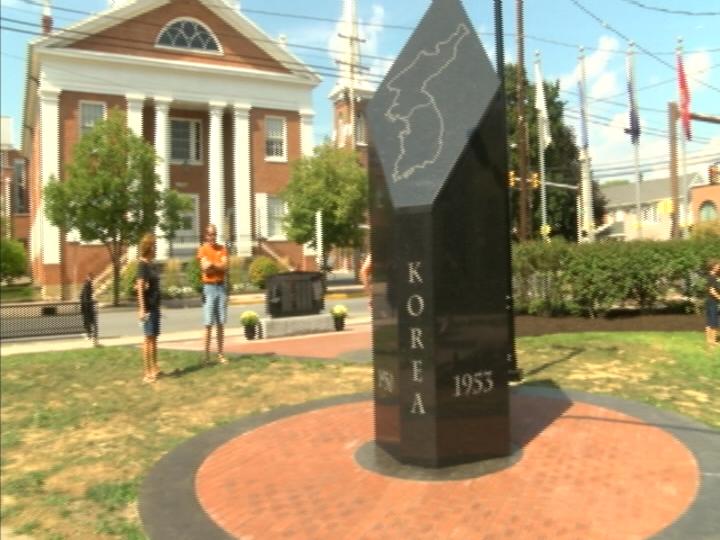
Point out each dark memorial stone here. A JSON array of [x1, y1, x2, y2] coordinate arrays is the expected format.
[[367, 0, 513, 467]]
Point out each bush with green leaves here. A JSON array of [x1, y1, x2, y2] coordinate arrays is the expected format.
[[185, 257, 203, 293], [120, 260, 138, 300], [248, 256, 282, 289], [0, 238, 27, 284]]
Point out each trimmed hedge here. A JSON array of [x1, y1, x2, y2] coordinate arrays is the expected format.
[[512, 238, 720, 317]]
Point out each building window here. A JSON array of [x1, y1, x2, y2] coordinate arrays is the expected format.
[[265, 117, 287, 161], [157, 19, 220, 52], [699, 201, 718, 222], [12, 159, 27, 214], [170, 119, 202, 164], [641, 203, 659, 223], [79, 101, 105, 138], [267, 195, 286, 238], [355, 112, 367, 145]]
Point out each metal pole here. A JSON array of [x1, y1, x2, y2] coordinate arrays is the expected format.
[[677, 38, 689, 236], [628, 43, 643, 240], [578, 47, 595, 242], [669, 102, 680, 239], [515, 0, 529, 241], [535, 52, 549, 242]]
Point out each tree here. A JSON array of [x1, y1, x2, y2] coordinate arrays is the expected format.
[[44, 109, 191, 305], [0, 237, 27, 284], [504, 64, 606, 240], [282, 143, 368, 264]]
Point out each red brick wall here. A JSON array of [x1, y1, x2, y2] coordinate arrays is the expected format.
[[68, 0, 288, 73], [250, 108, 300, 194], [691, 184, 720, 222]]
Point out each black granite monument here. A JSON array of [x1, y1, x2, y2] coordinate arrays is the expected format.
[[367, 0, 513, 467]]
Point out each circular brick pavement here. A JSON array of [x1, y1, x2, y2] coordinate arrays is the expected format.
[[140, 388, 720, 540]]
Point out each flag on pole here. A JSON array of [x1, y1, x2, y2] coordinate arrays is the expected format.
[[534, 60, 552, 152], [677, 52, 691, 141], [624, 47, 641, 145]]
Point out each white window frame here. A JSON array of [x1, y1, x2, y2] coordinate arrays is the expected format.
[[254, 192, 287, 241], [699, 201, 718, 222], [264, 116, 287, 162], [170, 118, 203, 165], [155, 17, 223, 56], [266, 194, 287, 240], [79, 100, 106, 139], [355, 112, 367, 146]]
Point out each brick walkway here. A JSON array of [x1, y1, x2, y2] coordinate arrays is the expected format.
[[195, 397, 698, 540], [143, 327, 719, 540]]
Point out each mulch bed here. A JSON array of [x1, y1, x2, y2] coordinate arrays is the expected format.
[[515, 312, 705, 337]]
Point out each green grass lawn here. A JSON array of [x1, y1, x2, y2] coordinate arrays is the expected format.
[[1, 332, 718, 539]]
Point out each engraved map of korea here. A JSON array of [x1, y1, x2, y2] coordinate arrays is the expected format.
[[385, 24, 470, 183]]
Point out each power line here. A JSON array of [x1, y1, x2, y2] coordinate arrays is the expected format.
[[1, 19, 387, 84], [616, 0, 720, 17], [567, 0, 720, 94]]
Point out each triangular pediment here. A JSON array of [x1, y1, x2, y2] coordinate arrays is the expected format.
[[37, 0, 318, 81]]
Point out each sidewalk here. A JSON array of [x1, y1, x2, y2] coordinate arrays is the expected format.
[[1, 315, 372, 357]]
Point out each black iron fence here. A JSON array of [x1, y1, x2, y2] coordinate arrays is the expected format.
[[0, 301, 93, 339]]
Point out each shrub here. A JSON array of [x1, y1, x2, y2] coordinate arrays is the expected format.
[[228, 256, 251, 291], [163, 258, 183, 290], [0, 238, 27, 284], [690, 219, 720, 240], [120, 260, 138, 300], [186, 257, 203, 293], [248, 256, 282, 289]]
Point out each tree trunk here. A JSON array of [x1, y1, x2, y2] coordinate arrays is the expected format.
[[107, 241, 121, 307]]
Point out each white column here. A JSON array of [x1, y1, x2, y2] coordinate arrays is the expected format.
[[126, 94, 145, 260], [126, 93, 145, 136], [39, 86, 61, 266], [208, 101, 226, 242], [232, 103, 252, 256], [299, 109, 315, 157], [153, 96, 172, 260]]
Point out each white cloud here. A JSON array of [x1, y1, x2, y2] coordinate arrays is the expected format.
[[684, 50, 711, 92], [559, 35, 619, 92], [590, 72, 619, 100]]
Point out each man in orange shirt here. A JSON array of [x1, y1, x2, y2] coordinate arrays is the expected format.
[[197, 224, 228, 364]]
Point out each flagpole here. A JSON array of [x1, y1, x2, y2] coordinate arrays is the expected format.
[[628, 42, 643, 240], [578, 47, 594, 242], [677, 37, 690, 236], [535, 51, 549, 242]]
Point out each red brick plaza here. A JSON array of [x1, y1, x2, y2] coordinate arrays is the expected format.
[[141, 325, 719, 540]]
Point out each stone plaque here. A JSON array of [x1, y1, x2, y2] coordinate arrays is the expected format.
[[367, 0, 513, 467]]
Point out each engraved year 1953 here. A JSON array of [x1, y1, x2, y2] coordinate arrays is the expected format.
[[453, 370, 494, 397]]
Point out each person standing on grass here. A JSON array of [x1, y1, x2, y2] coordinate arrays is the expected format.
[[136, 233, 162, 383], [705, 258, 720, 347], [197, 224, 228, 364], [79, 271, 98, 346]]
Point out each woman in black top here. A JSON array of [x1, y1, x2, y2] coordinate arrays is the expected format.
[[705, 259, 720, 347], [136, 233, 162, 382]]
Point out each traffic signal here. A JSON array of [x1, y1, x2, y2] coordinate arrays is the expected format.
[[509, 170, 517, 188], [531, 172, 540, 189]]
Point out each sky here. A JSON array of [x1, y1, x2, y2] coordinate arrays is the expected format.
[[1, 0, 718, 183]]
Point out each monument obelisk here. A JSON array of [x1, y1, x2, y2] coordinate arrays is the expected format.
[[367, 0, 513, 467]]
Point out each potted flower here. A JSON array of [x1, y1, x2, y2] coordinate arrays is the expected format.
[[240, 310, 260, 340], [331, 304, 348, 331]]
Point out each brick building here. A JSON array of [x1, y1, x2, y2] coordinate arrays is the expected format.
[[1, 117, 30, 255], [22, 0, 321, 298]]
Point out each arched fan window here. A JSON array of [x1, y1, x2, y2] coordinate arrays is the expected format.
[[157, 19, 220, 52]]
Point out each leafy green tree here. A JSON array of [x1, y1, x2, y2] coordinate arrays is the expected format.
[[0, 237, 27, 284], [504, 64, 606, 240], [44, 109, 191, 305], [282, 143, 368, 265]]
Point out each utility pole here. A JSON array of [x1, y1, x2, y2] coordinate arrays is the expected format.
[[336, 0, 365, 151], [515, 0, 529, 241], [627, 42, 643, 239]]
